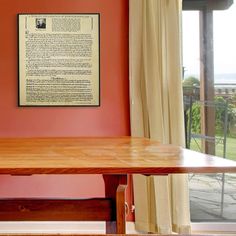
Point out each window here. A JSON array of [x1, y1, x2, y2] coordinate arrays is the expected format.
[[183, 3, 236, 223]]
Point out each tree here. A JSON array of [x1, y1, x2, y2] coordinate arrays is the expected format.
[[183, 76, 200, 87], [183, 76, 200, 99]]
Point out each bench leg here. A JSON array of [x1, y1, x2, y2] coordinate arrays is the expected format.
[[116, 184, 126, 234], [103, 175, 127, 234]]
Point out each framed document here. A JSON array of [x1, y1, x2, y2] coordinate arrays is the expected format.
[[18, 14, 100, 106]]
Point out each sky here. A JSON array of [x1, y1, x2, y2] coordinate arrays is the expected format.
[[182, 3, 236, 76]]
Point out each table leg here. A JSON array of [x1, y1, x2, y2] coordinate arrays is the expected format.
[[103, 175, 127, 234]]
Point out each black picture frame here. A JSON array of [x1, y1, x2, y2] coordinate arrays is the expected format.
[[18, 13, 100, 107]]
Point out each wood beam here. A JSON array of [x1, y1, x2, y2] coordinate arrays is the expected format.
[[199, 8, 215, 155], [208, 0, 234, 10], [183, 0, 206, 10], [183, 0, 233, 10]]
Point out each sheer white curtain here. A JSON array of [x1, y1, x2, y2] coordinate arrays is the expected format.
[[129, 0, 191, 234]]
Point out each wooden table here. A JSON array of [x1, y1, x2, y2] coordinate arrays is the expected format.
[[0, 137, 236, 234]]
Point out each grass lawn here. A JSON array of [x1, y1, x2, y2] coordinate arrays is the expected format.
[[190, 136, 236, 161]]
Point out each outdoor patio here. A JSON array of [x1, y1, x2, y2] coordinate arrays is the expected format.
[[190, 173, 236, 221]]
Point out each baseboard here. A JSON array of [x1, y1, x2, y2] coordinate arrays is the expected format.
[[191, 223, 236, 234], [0, 221, 139, 234], [0, 221, 235, 234]]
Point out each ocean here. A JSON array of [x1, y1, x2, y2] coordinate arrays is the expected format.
[[184, 73, 236, 85], [215, 74, 236, 84]]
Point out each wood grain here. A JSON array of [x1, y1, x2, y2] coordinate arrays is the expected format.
[[0, 137, 235, 175], [116, 185, 127, 234], [103, 175, 127, 234], [0, 198, 114, 221]]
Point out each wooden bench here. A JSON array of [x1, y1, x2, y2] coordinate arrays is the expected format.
[[0, 176, 127, 234]]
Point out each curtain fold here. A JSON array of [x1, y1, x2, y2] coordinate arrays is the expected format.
[[129, 0, 191, 234]]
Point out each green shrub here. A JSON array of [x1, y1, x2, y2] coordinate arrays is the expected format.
[[187, 102, 201, 133], [187, 96, 236, 135]]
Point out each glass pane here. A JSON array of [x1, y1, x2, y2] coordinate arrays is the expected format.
[[183, 5, 236, 222]]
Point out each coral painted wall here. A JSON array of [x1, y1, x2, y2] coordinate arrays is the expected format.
[[0, 0, 130, 204]]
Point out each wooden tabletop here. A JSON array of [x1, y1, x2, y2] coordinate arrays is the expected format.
[[0, 137, 235, 175]]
